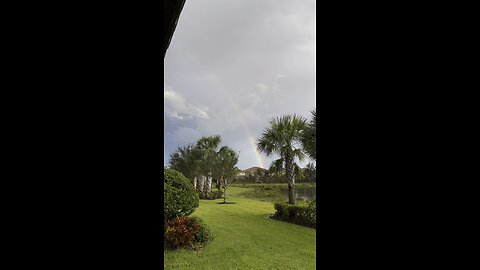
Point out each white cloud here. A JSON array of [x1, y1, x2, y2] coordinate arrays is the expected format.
[[164, 86, 209, 120], [164, 0, 316, 169]]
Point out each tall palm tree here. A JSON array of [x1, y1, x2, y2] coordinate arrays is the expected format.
[[168, 144, 194, 179], [301, 109, 316, 161], [257, 114, 307, 204], [195, 135, 222, 193]]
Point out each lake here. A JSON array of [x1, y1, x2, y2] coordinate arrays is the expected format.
[[279, 186, 316, 201]]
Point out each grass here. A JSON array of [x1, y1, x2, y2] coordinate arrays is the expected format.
[[232, 183, 316, 203], [164, 186, 316, 270], [231, 182, 316, 188]]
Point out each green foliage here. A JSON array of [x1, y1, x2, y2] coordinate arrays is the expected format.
[[169, 144, 206, 182], [303, 163, 316, 182], [212, 189, 223, 199], [164, 169, 199, 219], [274, 200, 316, 228], [197, 189, 223, 200], [274, 202, 290, 219], [301, 109, 316, 160], [196, 135, 222, 178], [164, 187, 316, 269], [164, 216, 213, 250], [167, 135, 239, 197], [240, 187, 286, 203], [165, 216, 198, 249], [257, 114, 307, 204], [188, 216, 213, 244], [213, 146, 239, 186]]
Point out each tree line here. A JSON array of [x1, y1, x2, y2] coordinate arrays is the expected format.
[[168, 135, 239, 202], [168, 108, 316, 204], [236, 162, 316, 184]]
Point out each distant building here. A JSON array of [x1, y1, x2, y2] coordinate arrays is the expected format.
[[236, 166, 266, 177]]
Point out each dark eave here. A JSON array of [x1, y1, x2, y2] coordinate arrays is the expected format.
[[164, 0, 186, 58]]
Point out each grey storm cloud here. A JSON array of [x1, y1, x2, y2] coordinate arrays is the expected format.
[[164, 0, 316, 170]]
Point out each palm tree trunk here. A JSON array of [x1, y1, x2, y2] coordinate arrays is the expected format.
[[198, 175, 205, 192], [208, 176, 212, 193], [204, 175, 212, 193], [223, 178, 227, 203], [193, 177, 197, 189], [217, 176, 222, 190], [285, 154, 296, 204]]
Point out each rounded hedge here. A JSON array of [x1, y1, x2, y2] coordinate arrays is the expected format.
[[164, 169, 199, 219]]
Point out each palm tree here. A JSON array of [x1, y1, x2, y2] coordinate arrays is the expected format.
[[257, 114, 307, 204], [301, 109, 316, 161], [195, 135, 222, 193], [169, 144, 196, 180]]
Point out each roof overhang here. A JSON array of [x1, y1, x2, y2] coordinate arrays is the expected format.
[[164, 0, 186, 58]]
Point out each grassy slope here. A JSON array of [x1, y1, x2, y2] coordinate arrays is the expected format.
[[164, 187, 316, 270]]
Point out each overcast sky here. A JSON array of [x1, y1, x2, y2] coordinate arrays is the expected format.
[[164, 0, 316, 170]]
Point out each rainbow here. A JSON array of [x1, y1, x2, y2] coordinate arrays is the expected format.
[[199, 72, 265, 169]]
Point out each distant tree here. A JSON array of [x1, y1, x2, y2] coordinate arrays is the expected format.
[[301, 109, 316, 161], [212, 146, 239, 203], [303, 163, 316, 182], [169, 144, 197, 181], [244, 173, 256, 183], [221, 167, 241, 203], [169, 135, 243, 200], [257, 114, 307, 204], [294, 164, 304, 182], [269, 159, 284, 175]]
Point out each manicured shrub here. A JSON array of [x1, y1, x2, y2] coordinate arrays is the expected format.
[[212, 190, 223, 199], [165, 216, 198, 249], [273, 200, 316, 228], [164, 216, 213, 250], [197, 190, 223, 200], [164, 169, 199, 219], [188, 216, 213, 244], [274, 202, 290, 219]]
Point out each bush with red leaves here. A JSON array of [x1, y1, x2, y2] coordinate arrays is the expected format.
[[164, 216, 212, 250]]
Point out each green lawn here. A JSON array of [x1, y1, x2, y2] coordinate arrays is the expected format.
[[164, 187, 316, 270], [231, 182, 316, 188], [231, 183, 316, 203]]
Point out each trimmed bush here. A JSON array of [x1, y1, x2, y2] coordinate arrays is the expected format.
[[164, 169, 199, 219], [274, 202, 290, 219], [188, 216, 213, 244], [164, 216, 213, 250], [273, 200, 316, 228], [165, 216, 198, 249], [197, 189, 223, 200]]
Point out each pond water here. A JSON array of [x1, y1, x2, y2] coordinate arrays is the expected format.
[[279, 186, 316, 201]]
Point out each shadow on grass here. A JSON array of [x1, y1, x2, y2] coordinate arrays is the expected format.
[[216, 202, 236, 204]]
